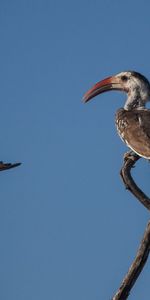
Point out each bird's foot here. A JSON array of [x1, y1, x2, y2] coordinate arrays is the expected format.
[[123, 151, 138, 163]]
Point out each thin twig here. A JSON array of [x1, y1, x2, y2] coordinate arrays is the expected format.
[[112, 221, 150, 300], [120, 152, 150, 211]]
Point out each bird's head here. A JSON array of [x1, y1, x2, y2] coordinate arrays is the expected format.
[[83, 71, 150, 110]]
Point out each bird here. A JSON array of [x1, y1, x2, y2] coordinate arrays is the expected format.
[[83, 71, 150, 159]]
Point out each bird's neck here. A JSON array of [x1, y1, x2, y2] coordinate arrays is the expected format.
[[124, 94, 145, 110]]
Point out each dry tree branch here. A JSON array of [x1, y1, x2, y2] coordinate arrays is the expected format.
[[120, 152, 150, 211], [112, 151, 150, 300], [112, 221, 150, 300]]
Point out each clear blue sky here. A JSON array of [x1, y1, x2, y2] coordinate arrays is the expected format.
[[0, 1, 150, 299]]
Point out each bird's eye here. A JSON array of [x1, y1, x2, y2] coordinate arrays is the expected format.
[[121, 75, 128, 81]]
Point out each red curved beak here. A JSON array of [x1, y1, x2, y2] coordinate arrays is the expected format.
[[83, 75, 122, 103]]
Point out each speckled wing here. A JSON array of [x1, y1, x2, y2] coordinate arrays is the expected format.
[[115, 108, 150, 159]]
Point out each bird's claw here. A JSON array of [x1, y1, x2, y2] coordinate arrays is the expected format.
[[123, 151, 138, 162]]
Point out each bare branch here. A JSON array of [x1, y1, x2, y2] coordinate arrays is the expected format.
[[120, 152, 150, 211], [112, 221, 150, 300], [112, 152, 150, 299]]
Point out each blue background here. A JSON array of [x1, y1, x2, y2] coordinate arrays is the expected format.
[[0, 1, 150, 299]]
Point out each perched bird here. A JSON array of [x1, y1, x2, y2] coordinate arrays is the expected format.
[[83, 71, 150, 159]]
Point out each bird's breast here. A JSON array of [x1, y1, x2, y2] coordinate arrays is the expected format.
[[115, 109, 129, 143], [115, 108, 150, 159]]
